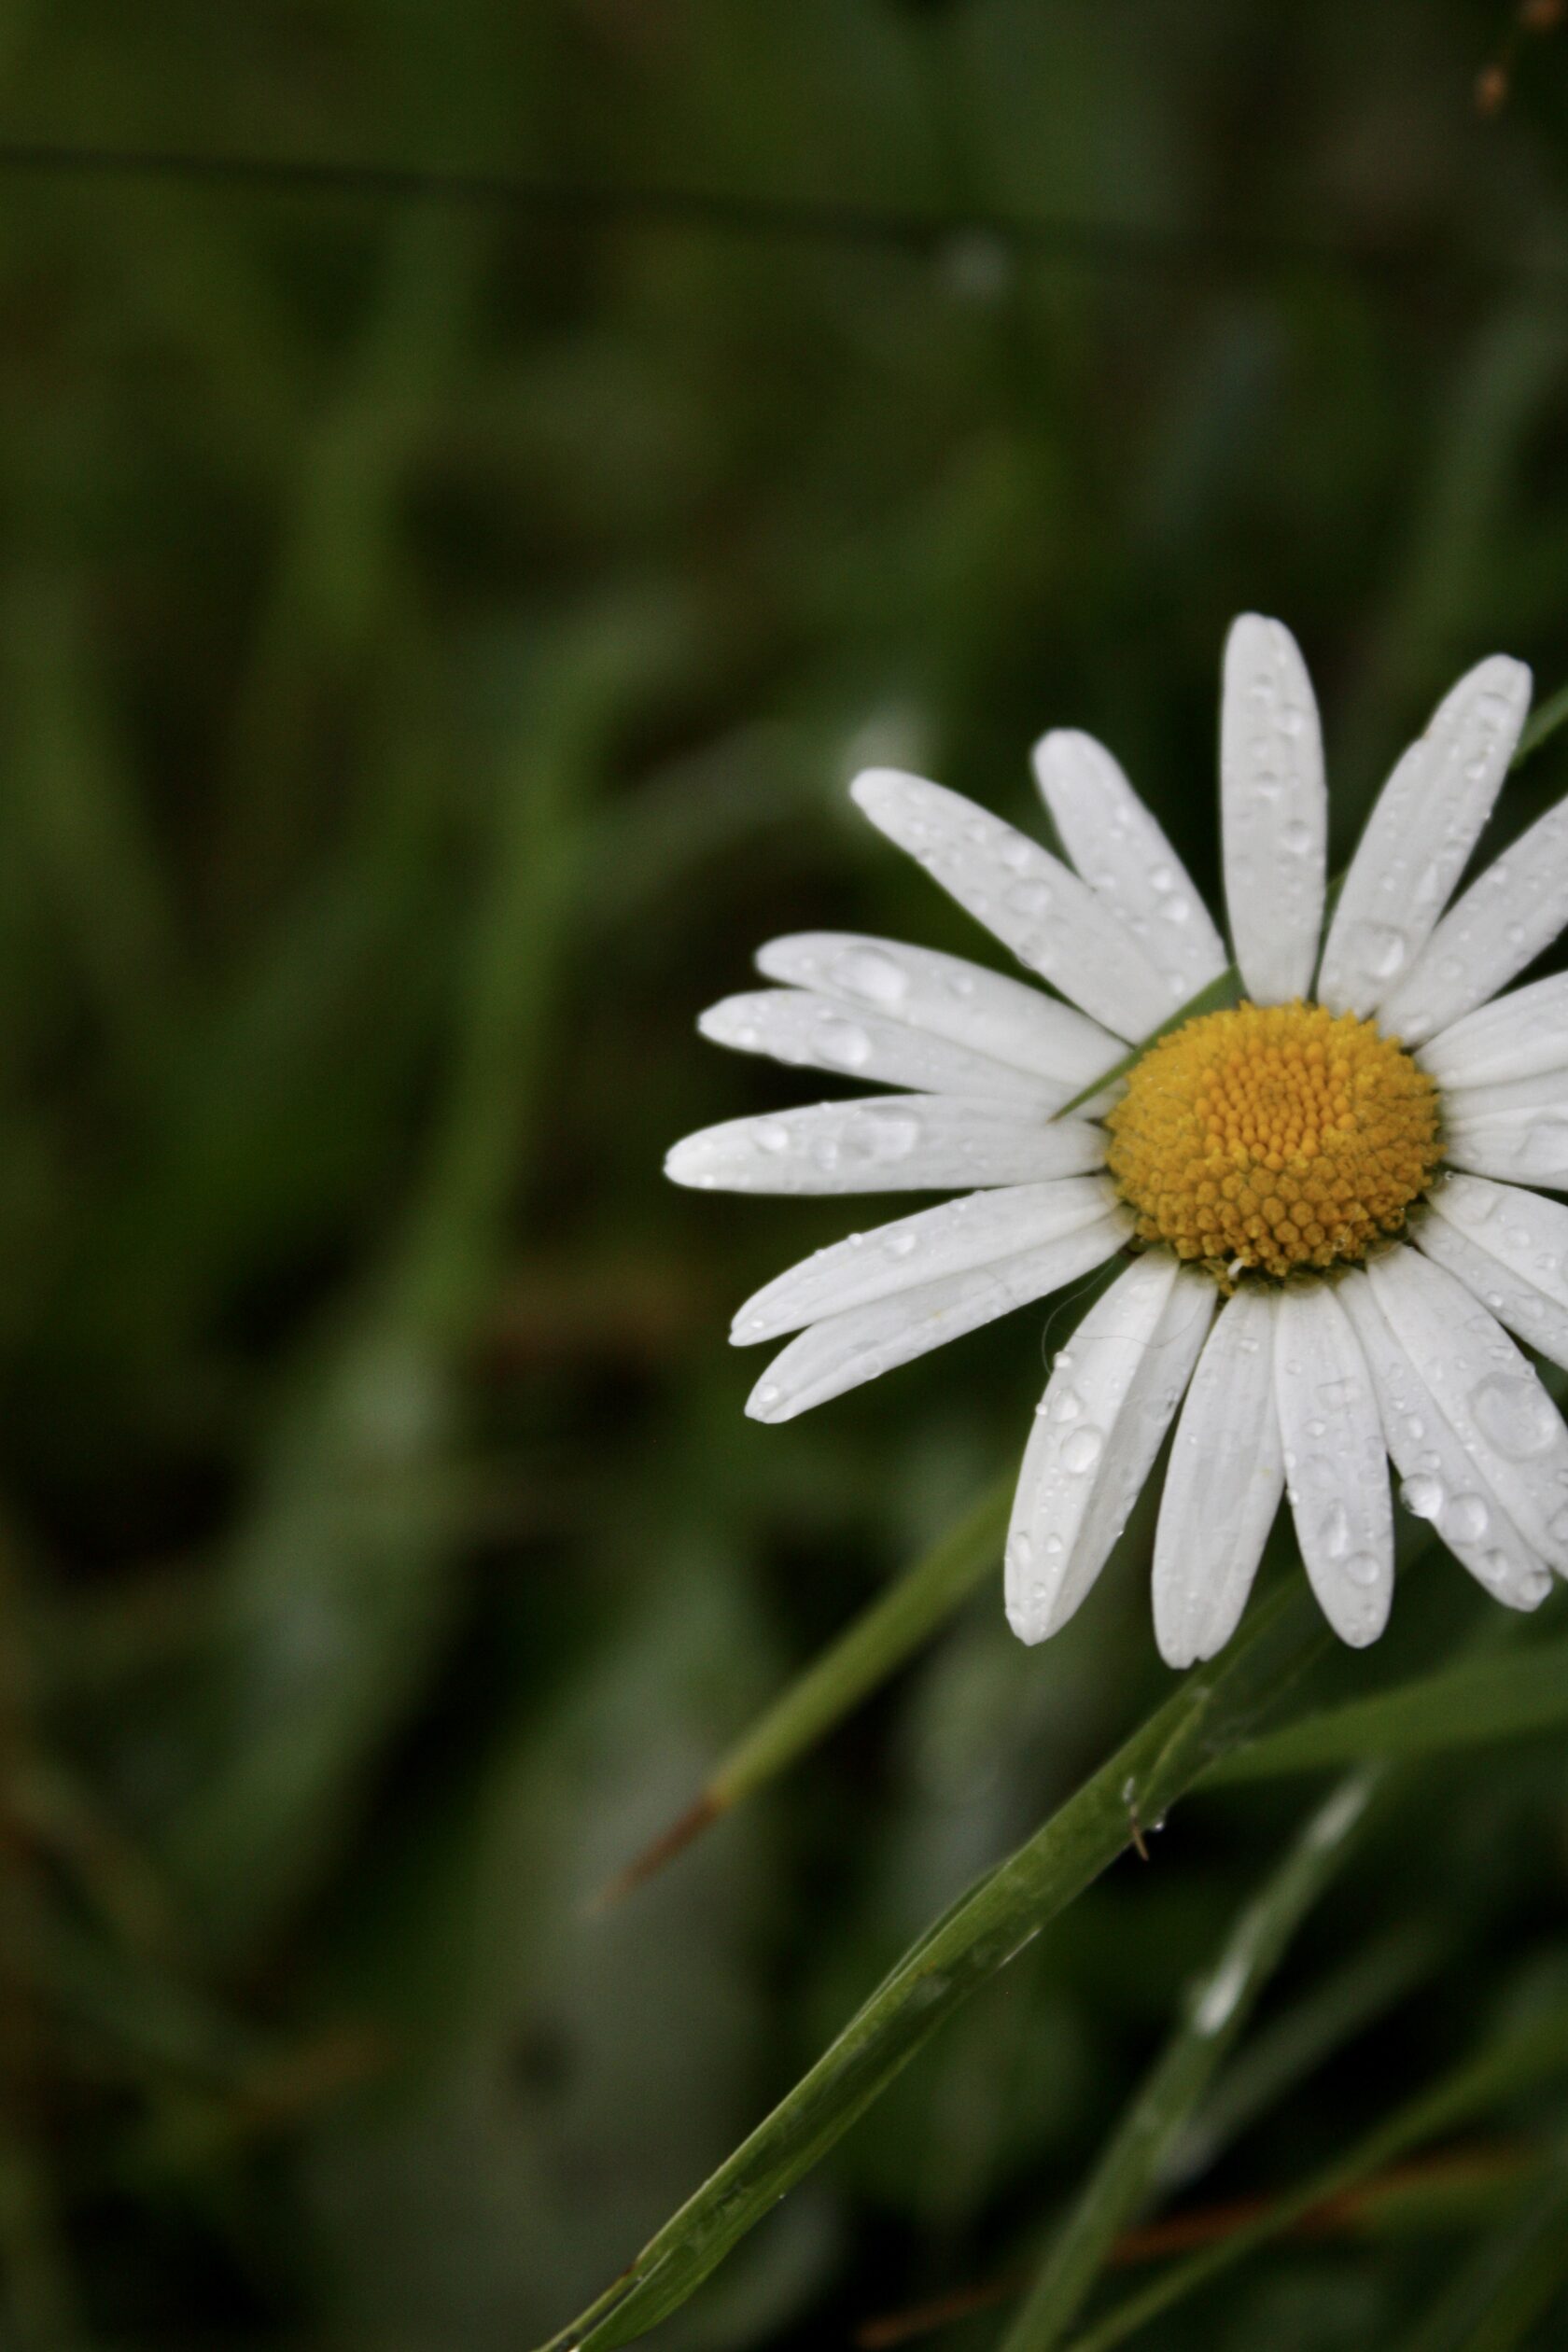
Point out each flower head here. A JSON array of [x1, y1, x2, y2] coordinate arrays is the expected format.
[[667, 616, 1568, 1664]]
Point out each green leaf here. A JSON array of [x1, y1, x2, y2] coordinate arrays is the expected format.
[[997, 1769, 1384, 2351], [535, 1576, 1336, 2352], [1208, 1637, 1568, 1784]]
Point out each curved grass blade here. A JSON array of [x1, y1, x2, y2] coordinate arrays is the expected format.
[[997, 1768, 1383, 2351], [535, 1575, 1336, 2352], [1163, 1918, 1447, 2191], [1060, 1994, 1568, 2352], [596, 1472, 1013, 1903], [1208, 1636, 1568, 1784]]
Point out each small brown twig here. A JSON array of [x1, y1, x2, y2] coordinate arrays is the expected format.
[[853, 2140, 1534, 2347]]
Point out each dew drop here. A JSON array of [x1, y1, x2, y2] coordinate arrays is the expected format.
[[1441, 1491, 1490, 1543], [848, 1111, 921, 1163], [757, 1122, 792, 1154], [1349, 922, 1407, 981], [1470, 1371, 1560, 1461], [831, 947, 912, 1003], [1320, 1500, 1351, 1560], [1400, 1473, 1445, 1520], [1344, 1551, 1381, 1588], [1052, 1386, 1085, 1422], [1060, 1426, 1106, 1474], [1006, 880, 1054, 919], [884, 1229, 919, 1259], [818, 1017, 873, 1070]]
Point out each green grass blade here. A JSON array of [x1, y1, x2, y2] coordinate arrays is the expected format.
[[1060, 1997, 1568, 2352], [535, 1575, 1336, 2352], [997, 1769, 1383, 2352], [1165, 1919, 1446, 2191], [1207, 1637, 1568, 1784], [1513, 680, 1568, 767], [600, 1473, 1013, 1902]]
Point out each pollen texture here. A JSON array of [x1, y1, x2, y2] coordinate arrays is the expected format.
[[1106, 1000, 1440, 1282]]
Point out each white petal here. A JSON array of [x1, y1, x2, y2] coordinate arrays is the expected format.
[[1339, 1267, 1554, 1610], [1031, 730, 1226, 998], [1437, 1069, 1568, 1123], [755, 932, 1121, 1088], [665, 1096, 1108, 1195], [1418, 973, 1568, 1091], [745, 1215, 1129, 1421], [848, 769, 1176, 1039], [1443, 1109, 1568, 1192], [1416, 1174, 1568, 1373], [733, 1176, 1127, 1344], [1153, 1287, 1285, 1668], [699, 989, 1064, 1102], [1317, 655, 1532, 1018], [1366, 1246, 1568, 1577], [1006, 1256, 1215, 1645], [1272, 1285, 1393, 1646], [1377, 793, 1568, 1046], [1220, 615, 1326, 1005]]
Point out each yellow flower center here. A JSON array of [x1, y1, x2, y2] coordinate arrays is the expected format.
[[1106, 999, 1440, 1283]]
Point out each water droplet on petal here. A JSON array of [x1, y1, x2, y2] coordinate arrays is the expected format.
[[1400, 1473, 1445, 1520], [1061, 1426, 1105, 1474], [831, 948, 909, 1008], [1349, 922, 1407, 981], [818, 1017, 873, 1070], [1470, 1371, 1560, 1461], [848, 1111, 920, 1163], [1441, 1491, 1490, 1543], [1320, 1501, 1351, 1560]]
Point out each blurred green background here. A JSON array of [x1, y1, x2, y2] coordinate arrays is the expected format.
[[6, 5, 1568, 2346]]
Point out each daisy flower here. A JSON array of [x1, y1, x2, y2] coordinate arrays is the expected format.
[[666, 616, 1568, 1665]]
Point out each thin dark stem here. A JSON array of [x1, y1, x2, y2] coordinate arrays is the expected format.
[[0, 138, 1563, 299]]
